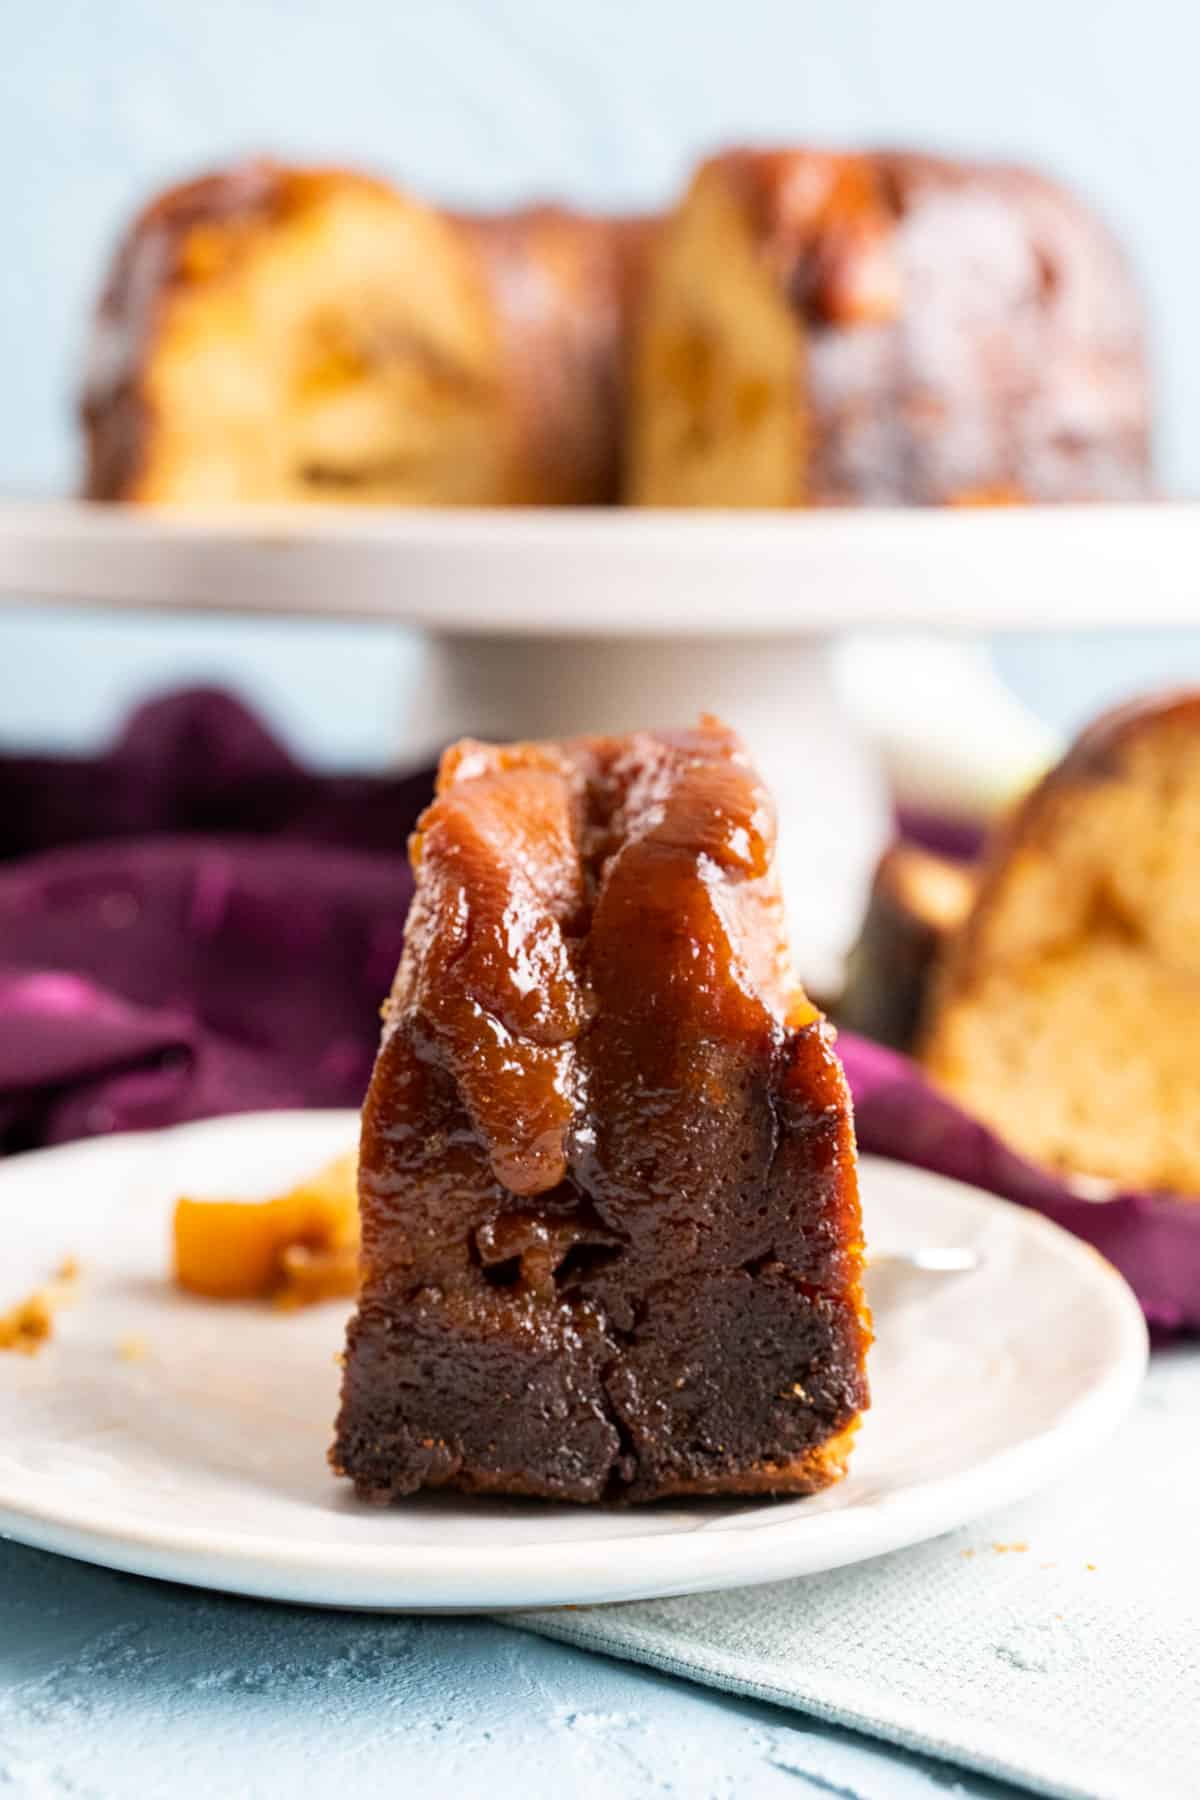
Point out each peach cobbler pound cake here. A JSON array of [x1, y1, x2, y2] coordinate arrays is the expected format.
[[333, 721, 870, 1503], [83, 149, 1152, 514]]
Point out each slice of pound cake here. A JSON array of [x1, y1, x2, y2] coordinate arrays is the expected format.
[[332, 720, 870, 1503], [922, 692, 1200, 1195]]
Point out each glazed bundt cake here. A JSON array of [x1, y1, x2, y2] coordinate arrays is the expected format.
[[83, 162, 650, 506], [922, 693, 1200, 1194], [333, 720, 870, 1503], [83, 150, 1153, 512], [627, 148, 1152, 506]]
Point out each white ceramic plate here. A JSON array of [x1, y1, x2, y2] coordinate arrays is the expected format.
[[0, 1110, 1146, 1611], [2, 497, 1199, 633]]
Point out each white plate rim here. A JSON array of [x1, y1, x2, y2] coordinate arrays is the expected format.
[[0, 1114, 1149, 1611]]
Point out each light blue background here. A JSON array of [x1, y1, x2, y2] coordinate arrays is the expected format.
[[0, 1540, 1029, 1800], [3, 0, 1200, 760]]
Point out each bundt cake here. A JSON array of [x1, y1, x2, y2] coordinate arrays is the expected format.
[[627, 148, 1152, 506], [83, 161, 650, 506], [921, 692, 1200, 1194], [332, 720, 870, 1503]]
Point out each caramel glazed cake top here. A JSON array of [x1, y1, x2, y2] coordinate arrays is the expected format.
[[333, 718, 870, 1504]]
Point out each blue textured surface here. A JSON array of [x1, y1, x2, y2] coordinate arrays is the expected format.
[[0, 1539, 1027, 1798]]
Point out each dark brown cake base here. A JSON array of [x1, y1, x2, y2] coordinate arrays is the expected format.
[[337, 1259, 866, 1505]]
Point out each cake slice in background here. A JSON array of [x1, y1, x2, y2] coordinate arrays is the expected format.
[[921, 692, 1200, 1195], [627, 148, 1152, 506], [333, 719, 869, 1504], [82, 161, 650, 506]]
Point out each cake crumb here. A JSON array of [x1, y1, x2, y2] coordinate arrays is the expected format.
[[116, 1333, 149, 1363], [0, 1292, 54, 1354], [1086, 1562, 1097, 1571], [992, 1541, 1029, 1554], [0, 1258, 82, 1355]]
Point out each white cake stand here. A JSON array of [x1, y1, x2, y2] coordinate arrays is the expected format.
[[4, 499, 1198, 988]]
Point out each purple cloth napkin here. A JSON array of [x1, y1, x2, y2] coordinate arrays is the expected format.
[[2, 688, 1195, 1329], [0, 690, 422, 1150], [1, 688, 432, 862]]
